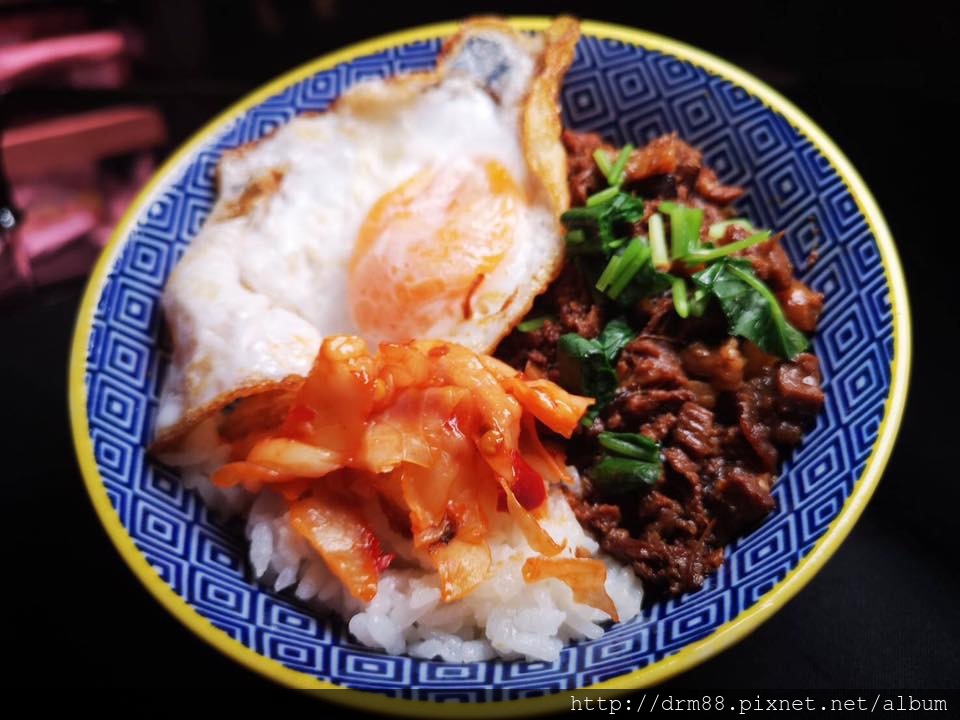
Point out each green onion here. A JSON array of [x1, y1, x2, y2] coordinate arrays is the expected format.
[[597, 238, 648, 297], [659, 201, 704, 258], [591, 430, 662, 493], [595, 254, 623, 293], [689, 287, 709, 317], [517, 315, 555, 333], [565, 228, 586, 245], [606, 144, 634, 186], [560, 205, 603, 224], [681, 231, 771, 263], [597, 431, 659, 462], [591, 145, 633, 187], [708, 218, 754, 241], [586, 185, 621, 207], [607, 238, 651, 300], [669, 275, 690, 318], [593, 149, 614, 179], [648, 213, 668, 269], [592, 456, 661, 492]]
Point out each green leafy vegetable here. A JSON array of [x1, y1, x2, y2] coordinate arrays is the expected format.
[[591, 431, 662, 494], [561, 191, 644, 256], [659, 201, 704, 259], [681, 231, 771, 264], [557, 334, 619, 412], [556, 319, 637, 423], [597, 318, 635, 361], [691, 258, 809, 359]]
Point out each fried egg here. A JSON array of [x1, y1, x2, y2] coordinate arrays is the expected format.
[[154, 17, 580, 450]]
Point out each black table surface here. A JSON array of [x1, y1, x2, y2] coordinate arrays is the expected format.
[[4, 0, 957, 701]]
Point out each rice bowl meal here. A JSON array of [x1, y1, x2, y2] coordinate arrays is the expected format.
[[66, 7, 912, 703], [147, 16, 831, 665]]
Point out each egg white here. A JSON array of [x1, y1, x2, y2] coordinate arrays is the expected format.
[[155, 18, 580, 445]]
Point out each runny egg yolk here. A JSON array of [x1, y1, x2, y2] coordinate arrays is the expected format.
[[348, 158, 521, 342]]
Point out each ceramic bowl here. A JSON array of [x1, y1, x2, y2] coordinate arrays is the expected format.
[[69, 18, 910, 715]]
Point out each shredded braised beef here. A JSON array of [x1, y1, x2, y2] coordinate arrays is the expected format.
[[496, 131, 825, 601]]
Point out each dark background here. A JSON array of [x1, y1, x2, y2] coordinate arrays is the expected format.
[[4, 0, 958, 702]]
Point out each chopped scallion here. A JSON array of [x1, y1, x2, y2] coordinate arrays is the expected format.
[[586, 185, 622, 206], [517, 315, 555, 333], [607, 238, 651, 300], [689, 287, 709, 317], [597, 431, 660, 462], [592, 430, 663, 493], [681, 231, 771, 263], [597, 239, 647, 297], [591, 456, 661, 492], [565, 228, 586, 245], [648, 213, 669, 269], [595, 254, 623, 293], [669, 275, 690, 318], [659, 201, 704, 259], [593, 149, 614, 179], [560, 205, 603, 224], [606, 144, 634, 186]]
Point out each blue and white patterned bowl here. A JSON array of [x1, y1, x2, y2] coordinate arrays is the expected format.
[[69, 19, 910, 714]]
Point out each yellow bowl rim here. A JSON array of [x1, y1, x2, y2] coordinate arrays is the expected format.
[[68, 16, 912, 717]]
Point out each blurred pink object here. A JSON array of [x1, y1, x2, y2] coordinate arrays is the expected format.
[[1, 153, 157, 296], [3, 106, 166, 180], [0, 16, 165, 300], [0, 30, 130, 90]]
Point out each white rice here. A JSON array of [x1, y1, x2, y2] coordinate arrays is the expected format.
[[181, 458, 643, 663]]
